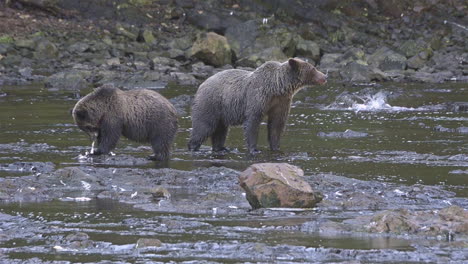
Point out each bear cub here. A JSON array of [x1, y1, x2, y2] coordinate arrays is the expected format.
[[72, 84, 178, 161], [188, 58, 327, 154]]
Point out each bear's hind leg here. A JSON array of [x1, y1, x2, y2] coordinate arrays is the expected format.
[[150, 135, 173, 161], [211, 122, 229, 152]]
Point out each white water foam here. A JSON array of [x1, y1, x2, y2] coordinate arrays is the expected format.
[[327, 91, 427, 112]]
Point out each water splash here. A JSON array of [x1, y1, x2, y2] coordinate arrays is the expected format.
[[327, 91, 417, 112]]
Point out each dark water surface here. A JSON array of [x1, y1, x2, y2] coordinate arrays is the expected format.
[[0, 82, 467, 262]]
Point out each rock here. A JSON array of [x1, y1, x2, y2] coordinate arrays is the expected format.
[[407, 52, 428, 70], [15, 38, 36, 50], [190, 61, 215, 79], [0, 161, 55, 174], [339, 62, 387, 82], [398, 39, 426, 58], [169, 72, 199, 86], [238, 163, 323, 209], [190, 32, 232, 67], [135, 238, 162, 248], [449, 102, 468, 112], [19, 67, 32, 78], [68, 42, 90, 53], [226, 21, 296, 66], [366, 205, 468, 236], [295, 37, 321, 63], [147, 186, 171, 201], [409, 71, 453, 83], [319, 53, 342, 69], [337, 47, 367, 65], [236, 47, 288, 68], [185, 8, 240, 34], [33, 39, 59, 60], [45, 70, 89, 90], [317, 129, 369, 139], [368, 47, 406, 71], [141, 29, 156, 45], [116, 23, 138, 41]]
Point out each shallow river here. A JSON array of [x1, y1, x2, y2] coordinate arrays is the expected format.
[[0, 82, 467, 263]]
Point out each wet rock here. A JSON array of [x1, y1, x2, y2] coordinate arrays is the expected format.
[[44, 167, 102, 190], [45, 70, 90, 90], [368, 47, 407, 71], [448, 102, 468, 112], [33, 39, 58, 60], [189, 32, 232, 67], [365, 205, 468, 236], [135, 238, 162, 248], [239, 163, 323, 209], [456, 127, 468, 134], [146, 186, 171, 201], [0, 161, 55, 174], [409, 70, 454, 83], [317, 129, 369, 139]]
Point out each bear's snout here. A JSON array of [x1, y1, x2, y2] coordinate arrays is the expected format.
[[315, 70, 327, 85]]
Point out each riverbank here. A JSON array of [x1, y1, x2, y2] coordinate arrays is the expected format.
[[0, 0, 466, 89]]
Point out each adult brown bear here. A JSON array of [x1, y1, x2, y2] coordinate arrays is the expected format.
[[188, 58, 327, 154], [72, 84, 178, 161]]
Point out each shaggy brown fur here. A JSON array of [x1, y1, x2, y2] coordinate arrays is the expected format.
[[188, 58, 327, 154], [72, 84, 178, 161]]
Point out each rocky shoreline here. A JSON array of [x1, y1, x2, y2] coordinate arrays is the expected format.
[[0, 159, 467, 262], [0, 0, 466, 89]]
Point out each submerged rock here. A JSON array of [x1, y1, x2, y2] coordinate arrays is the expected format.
[[317, 129, 369, 139], [135, 238, 162, 248], [238, 163, 323, 209]]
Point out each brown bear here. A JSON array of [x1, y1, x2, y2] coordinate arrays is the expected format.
[[188, 58, 327, 154], [72, 84, 178, 161]]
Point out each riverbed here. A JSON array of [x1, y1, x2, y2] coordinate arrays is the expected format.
[[0, 82, 467, 263]]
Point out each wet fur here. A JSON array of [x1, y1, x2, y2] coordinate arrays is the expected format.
[[72, 85, 178, 160], [188, 58, 326, 153]]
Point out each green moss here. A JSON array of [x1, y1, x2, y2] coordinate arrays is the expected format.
[[128, 0, 154, 6], [0, 35, 14, 44]]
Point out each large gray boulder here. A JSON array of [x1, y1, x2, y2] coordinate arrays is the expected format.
[[238, 163, 323, 209], [226, 20, 296, 67], [368, 47, 407, 71], [189, 32, 232, 67]]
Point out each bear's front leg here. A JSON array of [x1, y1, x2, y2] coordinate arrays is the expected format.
[[267, 100, 290, 151], [243, 113, 263, 154], [95, 120, 122, 155]]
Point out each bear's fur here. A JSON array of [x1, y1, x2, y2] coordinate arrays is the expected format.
[[188, 58, 326, 153], [72, 84, 178, 161]]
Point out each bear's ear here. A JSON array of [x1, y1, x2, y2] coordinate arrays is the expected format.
[[96, 83, 117, 96], [75, 109, 88, 120], [288, 58, 300, 71]]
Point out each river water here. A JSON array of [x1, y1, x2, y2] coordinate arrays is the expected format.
[[0, 82, 467, 263]]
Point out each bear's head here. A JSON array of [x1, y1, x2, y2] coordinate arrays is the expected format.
[[288, 58, 327, 87], [72, 85, 116, 141]]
